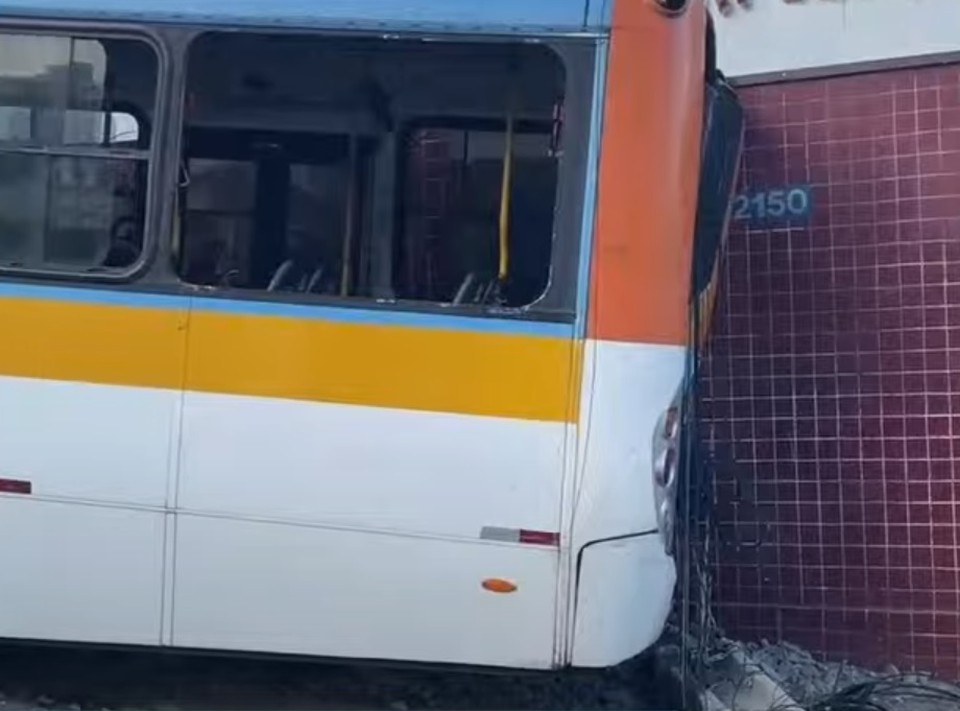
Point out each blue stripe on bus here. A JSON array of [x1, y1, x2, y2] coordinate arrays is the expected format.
[[193, 294, 575, 336], [0, 0, 603, 32], [583, 0, 612, 30], [573, 39, 608, 338], [0, 282, 185, 309], [0, 281, 575, 337]]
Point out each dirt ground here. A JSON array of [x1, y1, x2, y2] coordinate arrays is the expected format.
[[0, 643, 669, 711]]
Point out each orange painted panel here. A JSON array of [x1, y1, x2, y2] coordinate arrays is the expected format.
[[588, 0, 706, 345]]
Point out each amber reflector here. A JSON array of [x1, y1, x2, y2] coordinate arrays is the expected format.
[[482, 578, 518, 593]]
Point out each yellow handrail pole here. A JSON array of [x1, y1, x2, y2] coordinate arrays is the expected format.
[[497, 100, 515, 282]]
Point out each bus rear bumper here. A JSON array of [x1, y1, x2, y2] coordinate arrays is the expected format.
[[569, 531, 675, 668]]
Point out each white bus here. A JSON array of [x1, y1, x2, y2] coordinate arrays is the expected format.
[[0, 0, 732, 670]]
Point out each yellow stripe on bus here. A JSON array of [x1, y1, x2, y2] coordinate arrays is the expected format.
[[0, 296, 187, 389], [186, 309, 578, 422], [0, 295, 579, 423]]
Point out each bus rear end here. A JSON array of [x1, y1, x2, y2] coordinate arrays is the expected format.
[[566, 0, 743, 668]]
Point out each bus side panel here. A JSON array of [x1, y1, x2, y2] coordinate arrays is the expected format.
[[571, 533, 675, 667], [172, 305, 576, 667], [573, 339, 685, 543], [173, 514, 559, 668], [0, 497, 166, 645], [0, 290, 185, 507], [175, 393, 567, 540], [0, 287, 187, 645]]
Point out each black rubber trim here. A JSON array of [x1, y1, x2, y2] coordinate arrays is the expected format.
[[572, 528, 660, 597]]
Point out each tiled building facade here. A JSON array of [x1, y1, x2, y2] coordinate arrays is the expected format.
[[705, 62, 960, 677]]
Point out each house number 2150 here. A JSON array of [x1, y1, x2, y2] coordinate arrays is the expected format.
[[732, 186, 812, 226]]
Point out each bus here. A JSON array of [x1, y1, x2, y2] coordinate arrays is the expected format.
[[0, 0, 737, 670]]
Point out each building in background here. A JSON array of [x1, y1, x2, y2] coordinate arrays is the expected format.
[[709, 0, 960, 678]]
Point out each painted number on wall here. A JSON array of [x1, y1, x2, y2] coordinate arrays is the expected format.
[[732, 185, 812, 227]]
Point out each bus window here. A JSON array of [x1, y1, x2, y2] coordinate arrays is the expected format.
[[398, 126, 558, 307], [177, 33, 563, 311], [0, 34, 157, 274], [0, 34, 156, 274]]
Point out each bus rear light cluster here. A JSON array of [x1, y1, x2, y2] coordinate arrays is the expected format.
[[663, 405, 680, 441], [652, 391, 682, 556], [654, 447, 677, 489]]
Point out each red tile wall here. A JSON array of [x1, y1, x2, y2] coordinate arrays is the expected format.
[[704, 64, 960, 678]]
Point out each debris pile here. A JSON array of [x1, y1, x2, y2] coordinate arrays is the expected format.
[[659, 635, 960, 711]]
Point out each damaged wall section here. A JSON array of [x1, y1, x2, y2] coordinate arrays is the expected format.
[[703, 62, 960, 678]]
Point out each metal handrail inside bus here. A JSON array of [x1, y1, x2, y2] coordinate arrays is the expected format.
[[497, 111, 514, 283], [496, 83, 516, 286]]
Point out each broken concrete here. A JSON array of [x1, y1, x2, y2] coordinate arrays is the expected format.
[[658, 635, 960, 711]]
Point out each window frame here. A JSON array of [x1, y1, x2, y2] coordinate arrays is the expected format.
[[170, 29, 592, 324], [0, 20, 595, 325], [0, 19, 169, 284]]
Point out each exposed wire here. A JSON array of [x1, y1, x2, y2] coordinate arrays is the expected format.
[[806, 675, 960, 711], [701, 640, 960, 711]]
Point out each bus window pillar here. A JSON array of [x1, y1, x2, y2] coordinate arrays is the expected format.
[[369, 133, 397, 300]]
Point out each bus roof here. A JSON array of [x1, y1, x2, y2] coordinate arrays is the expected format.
[[0, 0, 611, 35]]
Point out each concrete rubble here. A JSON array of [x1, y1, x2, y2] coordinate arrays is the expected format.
[[656, 634, 960, 711]]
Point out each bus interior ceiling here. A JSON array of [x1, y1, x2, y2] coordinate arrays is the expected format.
[[179, 33, 565, 308]]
